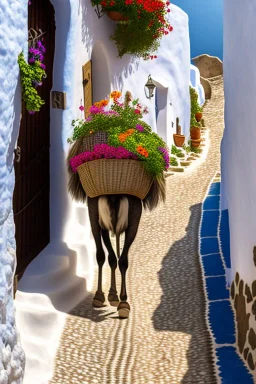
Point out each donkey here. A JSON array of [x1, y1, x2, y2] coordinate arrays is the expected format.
[[67, 137, 165, 318]]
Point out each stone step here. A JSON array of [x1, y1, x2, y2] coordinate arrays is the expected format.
[[169, 167, 185, 172], [180, 161, 191, 167]]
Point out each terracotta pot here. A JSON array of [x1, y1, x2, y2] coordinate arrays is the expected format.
[[191, 139, 201, 148], [195, 112, 202, 122], [106, 11, 128, 21], [173, 134, 185, 148], [190, 126, 201, 140]]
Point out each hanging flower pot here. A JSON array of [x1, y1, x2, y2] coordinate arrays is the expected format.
[[195, 112, 202, 122], [190, 126, 201, 140], [173, 134, 185, 148], [106, 11, 128, 21], [191, 138, 201, 148]]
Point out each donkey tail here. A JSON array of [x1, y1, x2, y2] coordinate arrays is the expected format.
[[98, 195, 129, 238], [98, 196, 129, 258]]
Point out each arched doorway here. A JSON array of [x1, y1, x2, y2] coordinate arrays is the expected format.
[[154, 82, 168, 143], [91, 41, 111, 103], [13, 0, 55, 279]]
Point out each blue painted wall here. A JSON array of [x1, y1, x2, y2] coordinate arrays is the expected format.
[[172, 0, 223, 60]]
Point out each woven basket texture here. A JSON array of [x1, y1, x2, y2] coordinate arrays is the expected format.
[[81, 132, 108, 152], [77, 158, 153, 199]]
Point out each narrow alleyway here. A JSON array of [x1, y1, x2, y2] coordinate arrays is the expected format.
[[50, 76, 224, 384]]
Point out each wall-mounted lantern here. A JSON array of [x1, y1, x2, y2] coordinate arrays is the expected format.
[[144, 75, 156, 99]]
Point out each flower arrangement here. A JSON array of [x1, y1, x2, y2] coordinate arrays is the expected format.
[[18, 38, 46, 114], [91, 0, 173, 59], [68, 91, 170, 177]]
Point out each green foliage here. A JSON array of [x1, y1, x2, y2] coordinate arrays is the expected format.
[[110, 21, 160, 58], [18, 52, 46, 113], [170, 156, 178, 166], [190, 86, 202, 128], [171, 145, 182, 155]]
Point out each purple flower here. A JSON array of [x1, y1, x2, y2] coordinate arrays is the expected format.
[[158, 147, 170, 169], [32, 80, 42, 88], [28, 57, 35, 64], [89, 105, 104, 115], [28, 110, 35, 114], [40, 63, 46, 70], [136, 124, 144, 132]]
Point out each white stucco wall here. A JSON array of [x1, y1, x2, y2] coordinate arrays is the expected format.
[[13, 1, 191, 382], [0, 0, 27, 382], [221, 0, 256, 284], [190, 64, 205, 106]]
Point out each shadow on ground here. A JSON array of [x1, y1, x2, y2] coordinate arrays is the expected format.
[[152, 203, 217, 384]]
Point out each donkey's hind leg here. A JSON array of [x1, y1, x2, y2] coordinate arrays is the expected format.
[[118, 196, 142, 318], [88, 197, 106, 308], [101, 229, 119, 307]]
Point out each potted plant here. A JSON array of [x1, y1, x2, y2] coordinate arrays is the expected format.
[[91, 0, 173, 59], [68, 91, 170, 199], [173, 117, 185, 147], [190, 86, 202, 140]]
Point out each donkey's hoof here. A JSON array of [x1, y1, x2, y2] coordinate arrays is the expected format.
[[118, 301, 130, 319], [108, 293, 119, 307], [92, 292, 105, 308]]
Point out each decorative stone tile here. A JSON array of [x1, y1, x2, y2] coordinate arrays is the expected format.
[[200, 237, 219, 255], [247, 353, 255, 371], [248, 328, 256, 350], [205, 276, 230, 301], [203, 195, 220, 210], [245, 284, 253, 303], [201, 253, 225, 277], [208, 301, 236, 344], [208, 182, 220, 196], [216, 346, 254, 384], [200, 211, 219, 237], [235, 272, 240, 286]]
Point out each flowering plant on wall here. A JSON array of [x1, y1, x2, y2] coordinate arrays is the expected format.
[[68, 91, 170, 177], [91, 0, 173, 59], [18, 34, 47, 114]]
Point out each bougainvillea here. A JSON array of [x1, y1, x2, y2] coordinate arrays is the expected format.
[[18, 39, 46, 114], [91, 0, 173, 59], [68, 91, 170, 177], [70, 144, 138, 173]]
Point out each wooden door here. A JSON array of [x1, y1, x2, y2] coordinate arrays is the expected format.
[[13, 0, 55, 277], [82, 60, 93, 117]]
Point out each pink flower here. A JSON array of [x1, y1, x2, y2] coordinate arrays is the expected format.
[[79, 105, 84, 111]]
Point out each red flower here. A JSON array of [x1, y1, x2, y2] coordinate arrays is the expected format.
[[134, 109, 141, 114]]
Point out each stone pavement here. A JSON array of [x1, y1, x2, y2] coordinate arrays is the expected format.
[[50, 76, 224, 384]]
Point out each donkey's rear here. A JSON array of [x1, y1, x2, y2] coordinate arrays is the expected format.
[[88, 194, 142, 318]]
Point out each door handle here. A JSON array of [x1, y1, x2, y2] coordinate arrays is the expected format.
[[14, 146, 21, 163]]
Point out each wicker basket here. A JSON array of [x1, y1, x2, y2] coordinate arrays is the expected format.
[[81, 132, 108, 152], [77, 158, 153, 199]]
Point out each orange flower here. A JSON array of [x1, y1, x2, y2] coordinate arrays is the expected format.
[[110, 91, 122, 100], [127, 128, 135, 135], [118, 133, 128, 142], [89, 130, 94, 134], [94, 99, 109, 108], [137, 145, 149, 157]]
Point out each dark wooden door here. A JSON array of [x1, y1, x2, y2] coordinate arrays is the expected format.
[[13, 0, 55, 277]]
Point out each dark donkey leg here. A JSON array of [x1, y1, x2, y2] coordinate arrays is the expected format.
[[101, 229, 119, 307], [118, 196, 142, 318], [87, 197, 106, 307]]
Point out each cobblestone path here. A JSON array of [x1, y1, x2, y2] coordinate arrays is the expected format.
[[50, 76, 224, 384]]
